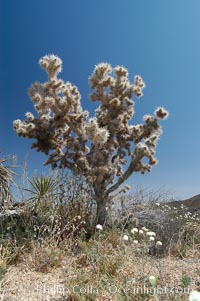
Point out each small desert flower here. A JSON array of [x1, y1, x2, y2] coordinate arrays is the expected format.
[[96, 224, 103, 230], [156, 241, 162, 247], [142, 227, 149, 231], [139, 229, 144, 235], [133, 240, 138, 244], [189, 290, 200, 301], [77, 215, 81, 220], [149, 236, 155, 241], [155, 203, 160, 206], [123, 235, 129, 241], [146, 231, 156, 236], [149, 275, 156, 287], [131, 228, 138, 234]]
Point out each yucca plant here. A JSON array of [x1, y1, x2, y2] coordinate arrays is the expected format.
[[25, 175, 59, 209], [0, 157, 16, 210], [19, 174, 60, 240]]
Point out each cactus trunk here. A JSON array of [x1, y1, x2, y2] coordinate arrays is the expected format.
[[95, 195, 108, 226]]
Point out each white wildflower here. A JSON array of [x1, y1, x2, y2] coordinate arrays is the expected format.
[[149, 275, 156, 286], [142, 227, 149, 232], [123, 235, 129, 241], [131, 228, 138, 234], [189, 290, 200, 301], [146, 231, 156, 236], [149, 236, 155, 241], [156, 241, 162, 246], [96, 224, 103, 230]]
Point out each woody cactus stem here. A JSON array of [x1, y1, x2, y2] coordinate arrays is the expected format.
[[13, 55, 168, 226], [95, 194, 108, 226]]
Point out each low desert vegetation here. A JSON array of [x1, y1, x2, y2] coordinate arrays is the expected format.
[[0, 173, 199, 301]]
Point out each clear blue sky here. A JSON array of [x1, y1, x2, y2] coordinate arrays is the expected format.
[[0, 0, 200, 199]]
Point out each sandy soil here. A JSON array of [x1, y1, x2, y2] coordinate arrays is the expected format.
[[0, 255, 199, 301]]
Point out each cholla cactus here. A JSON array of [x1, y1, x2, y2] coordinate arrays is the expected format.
[[13, 55, 168, 225]]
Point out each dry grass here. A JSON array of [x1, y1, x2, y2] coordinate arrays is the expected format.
[[0, 222, 199, 301], [0, 243, 199, 300]]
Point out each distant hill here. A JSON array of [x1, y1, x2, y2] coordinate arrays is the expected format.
[[167, 194, 200, 212]]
